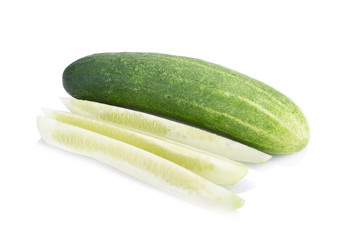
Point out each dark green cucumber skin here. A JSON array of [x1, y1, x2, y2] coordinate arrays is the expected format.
[[63, 52, 310, 154]]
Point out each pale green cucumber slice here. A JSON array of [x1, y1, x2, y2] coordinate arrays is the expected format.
[[37, 116, 244, 211], [61, 98, 271, 163], [43, 108, 248, 185]]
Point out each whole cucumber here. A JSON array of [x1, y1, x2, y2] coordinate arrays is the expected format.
[[63, 52, 310, 154]]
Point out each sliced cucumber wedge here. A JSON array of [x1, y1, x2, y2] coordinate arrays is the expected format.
[[61, 98, 271, 163], [43, 108, 248, 185], [37, 116, 244, 211]]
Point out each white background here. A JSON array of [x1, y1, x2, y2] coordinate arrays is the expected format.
[[1, 0, 359, 239]]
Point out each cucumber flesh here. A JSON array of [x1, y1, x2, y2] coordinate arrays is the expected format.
[[61, 98, 271, 163], [37, 116, 244, 211], [43, 108, 248, 185]]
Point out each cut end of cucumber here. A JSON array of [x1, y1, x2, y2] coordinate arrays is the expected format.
[[234, 196, 245, 209], [59, 96, 71, 107]]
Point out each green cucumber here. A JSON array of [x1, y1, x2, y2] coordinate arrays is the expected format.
[[63, 52, 310, 154]]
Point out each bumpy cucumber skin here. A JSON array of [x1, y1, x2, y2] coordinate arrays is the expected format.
[[63, 52, 310, 154]]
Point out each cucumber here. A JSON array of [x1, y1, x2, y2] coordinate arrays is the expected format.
[[63, 52, 310, 154]]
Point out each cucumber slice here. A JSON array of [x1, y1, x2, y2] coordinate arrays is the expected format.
[[61, 98, 271, 163], [43, 109, 248, 185], [37, 116, 244, 211]]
